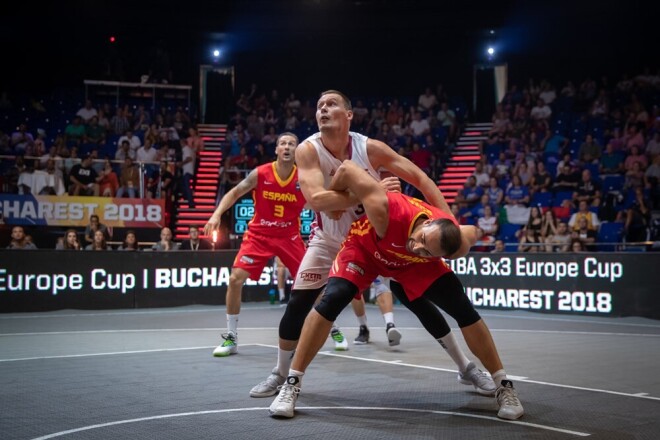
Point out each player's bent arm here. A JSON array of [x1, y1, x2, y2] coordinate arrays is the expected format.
[[330, 161, 389, 237], [367, 139, 452, 215], [295, 141, 359, 211], [204, 169, 258, 234], [446, 225, 482, 259]]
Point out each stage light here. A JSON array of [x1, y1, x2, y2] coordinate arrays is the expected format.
[[487, 47, 495, 56], [212, 49, 220, 58], [109, 36, 116, 43]]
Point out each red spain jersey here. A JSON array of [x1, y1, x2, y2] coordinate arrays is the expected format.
[[247, 162, 307, 236], [331, 192, 457, 300]]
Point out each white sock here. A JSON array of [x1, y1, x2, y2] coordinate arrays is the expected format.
[[227, 314, 239, 336], [382, 312, 394, 325], [357, 314, 368, 327], [276, 348, 295, 377], [437, 332, 471, 373], [492, 369, 508, 387], [288, 368, 305, 386], [278, 288, 285, 301]]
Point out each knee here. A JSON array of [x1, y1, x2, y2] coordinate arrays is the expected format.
[[315, 278, 357, 321]]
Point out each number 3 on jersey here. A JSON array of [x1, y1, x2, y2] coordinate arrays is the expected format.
[[274, 204, 284, 218]]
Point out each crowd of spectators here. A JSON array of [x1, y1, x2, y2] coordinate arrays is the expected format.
[[455, 72, 659, 251]]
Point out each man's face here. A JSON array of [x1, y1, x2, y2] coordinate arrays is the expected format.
[[275, 135, 297, 163], [189, 228, 199, 240], [11, 227, 24, 241], [316, 93, 352, 131], [407, 220, 444, 258], [161, 228, 172, 241]]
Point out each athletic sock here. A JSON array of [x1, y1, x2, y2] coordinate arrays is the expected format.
[[492, 369, 508, 387], [227, 314, 239, 336], [276, 348, 295, 377], [382, 312, 394, 325], [436, 332, 470, 373], [278, 288, 285, 301], [357, 314, 368, 327]]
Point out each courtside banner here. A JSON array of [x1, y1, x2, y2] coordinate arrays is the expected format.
[[0, 195, 165, 228], [449, 252, 660, 319], [0, 250, 276, 312]]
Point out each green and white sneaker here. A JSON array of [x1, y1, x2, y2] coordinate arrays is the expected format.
[[212, 332, 238, 357], [330, 328, 348, 351]]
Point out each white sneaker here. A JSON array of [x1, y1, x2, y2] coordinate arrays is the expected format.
[[250, 367, 285, 397], [386, 323, 402, 347], [330, 328, 348, 351], [269, 376, 301, 418], [496, 380, 524, 420], [458, 362, 496, 396], [212, 332, 237, 357]]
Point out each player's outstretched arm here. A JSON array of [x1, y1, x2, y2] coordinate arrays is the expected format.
[[203, 169, 258, 236]]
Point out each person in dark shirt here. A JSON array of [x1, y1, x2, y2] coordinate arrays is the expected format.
[[68, 154, 100, 196]]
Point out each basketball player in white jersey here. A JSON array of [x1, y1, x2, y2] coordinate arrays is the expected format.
[[249, 90, 495, 398]]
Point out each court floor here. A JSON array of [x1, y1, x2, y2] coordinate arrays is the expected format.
[[1, 302, 659, 439]]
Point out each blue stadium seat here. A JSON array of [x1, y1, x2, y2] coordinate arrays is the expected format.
[[597, 222, 624, 251], [498, 223, 522, 243], [553, 191, 574, 206], [531, 192, 552, 208], [601, 175, 625, 193]]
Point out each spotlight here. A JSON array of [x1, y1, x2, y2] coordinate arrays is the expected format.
[[212, 49, 220, 58], [487, 47, 495, 56]]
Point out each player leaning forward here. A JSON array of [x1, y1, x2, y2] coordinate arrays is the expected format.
[[268, 160, 524, 420]]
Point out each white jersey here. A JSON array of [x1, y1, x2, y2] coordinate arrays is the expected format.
[[305, 131, 380, 245], [294, 131, 380, 290]]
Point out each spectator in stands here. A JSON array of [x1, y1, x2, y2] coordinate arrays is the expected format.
[[152, 227, 179, 251], [577, 134, 602, 164], [490, 105, 511, 136], [455, 176, 483, 209], [477, 204, 499, 240], [132, 104, 151, 132], [644, 155, 660, 192], [530, 98, 552, 121], [436, 102, 456, 140], [56, 229, 81, 250], [179, 139, 196, 208], [28, 129, 47, 158], [491, 239, 505, 253], [118, 129, 142, 158], [545, 221, 571, 252], [10, 123, 34, 154], [573, 168, 602, 207], [147, 160, 174, 199], [110, 107, 130, 136], [625, 161, 646, 190], [84, 116, 106, 145], [485, 177, 504, 206], [136, 138, 159, 165], [86, 229, 111, 250], [571, 218, 596, 251], [98, 159, 119, 197], [117, 230, 139, 251], [645, 132, 660, 160], [116, 157, 140, 198], [115, 140, 134, 161], [409, 111, 430, 140], [623, 124, 645, 152], [68, 154, 101, 196], [464, 194, 495, 221], [624, 186, 650, 243], [417, 87, 438, 115], [530, 161, 552, 195], [552, 165, 579, 194], [624, 145, 648, 172], [571, 240, 586, 252], [7, 226, 37, 250], [517, 206, 543, 252], [538, 81, 557, 105], [180, 225, 213, 251], [516, 162, 534, 187], [84, 214, 110, 244], [408, 142, 433, 176], [600, 143, 625, 175], [187, 127, 205, 154], [76, 100, 98, 123], [505, 175, 530, 207], [492, 152, 512, 178], [540, 209, 558, 241], [568, 200, 601, 231], [64, 116, 86, 145], [472, 162, 490, 187]]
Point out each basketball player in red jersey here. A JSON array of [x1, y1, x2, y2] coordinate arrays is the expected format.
[[269, 160, 524, 421], [204, 132, 307, 357]]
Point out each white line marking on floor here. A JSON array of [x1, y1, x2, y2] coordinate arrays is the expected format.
[[0, 346, 216, 362], [29, 406, 591, 439]]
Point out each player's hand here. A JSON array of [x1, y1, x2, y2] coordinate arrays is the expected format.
[[379, 176, 401, 192], [204, 215, 221, 236]]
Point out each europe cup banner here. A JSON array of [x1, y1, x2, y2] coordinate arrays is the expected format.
[[0, 195, 165, 228]]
